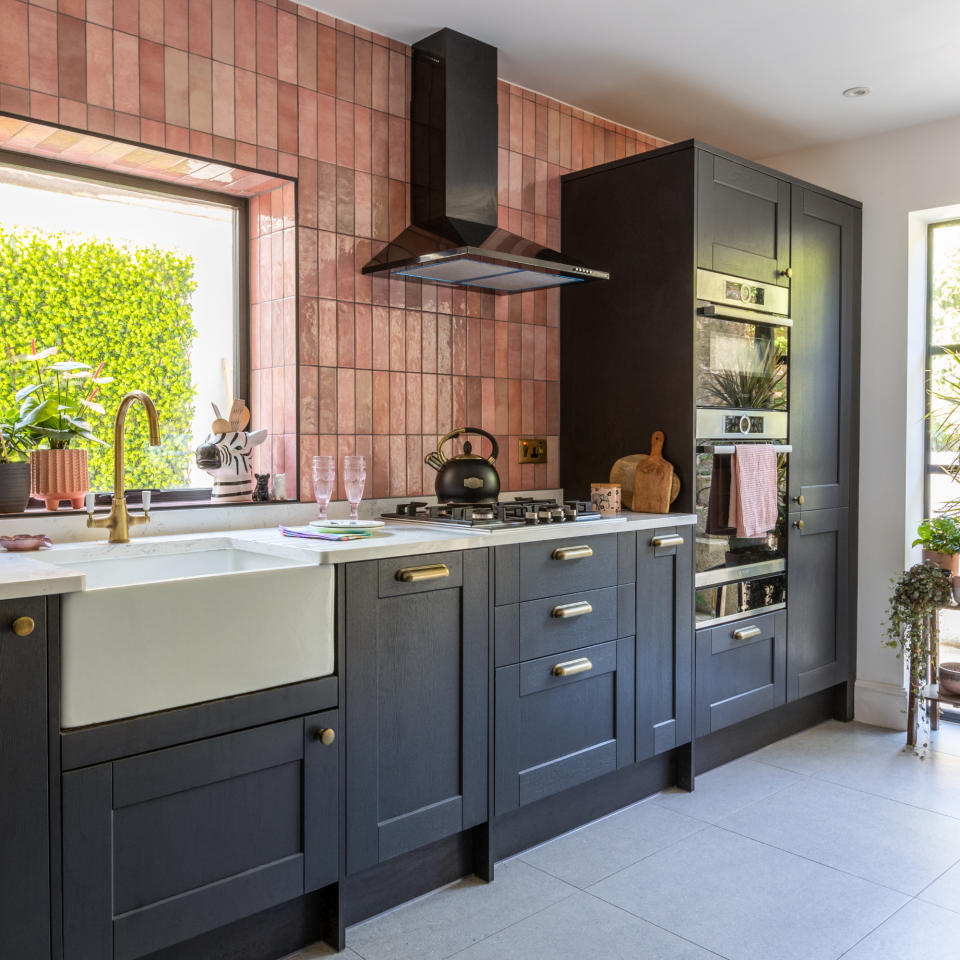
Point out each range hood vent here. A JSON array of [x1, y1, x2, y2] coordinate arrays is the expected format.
[[363, 29, 609, 294]]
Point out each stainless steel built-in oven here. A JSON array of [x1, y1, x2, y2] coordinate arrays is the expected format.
[[694, 269, 792, 627]]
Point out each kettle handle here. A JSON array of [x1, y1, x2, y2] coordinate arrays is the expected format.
[[435, 426, 499, 465]]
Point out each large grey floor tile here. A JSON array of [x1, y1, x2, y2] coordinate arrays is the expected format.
[[451, 891, 722, 960], [718, 776, 960, 894], [841, 899, 960, 959], [753, 720, 960, 819], [654, 756, 805, 824], [519, 798, 705, 888], [918, 857, 960, 913], [346, 859, 575, 960], [590, 826, 907, 960]]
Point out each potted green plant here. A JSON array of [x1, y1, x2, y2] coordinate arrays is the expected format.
[[10, 345, 111, 511], [885, 560, 954, 752], [0, 408, 34, 513], [912, 516, 960, 574]]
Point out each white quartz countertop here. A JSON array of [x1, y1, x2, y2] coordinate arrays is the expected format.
[[0, 511, 696, 599]]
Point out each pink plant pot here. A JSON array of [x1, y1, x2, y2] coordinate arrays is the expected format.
[[30, 448, 89, 511], [923, 549, 959, 575]]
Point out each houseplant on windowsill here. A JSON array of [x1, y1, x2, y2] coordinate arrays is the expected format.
[[11, 345, 111, 511], [0, 409, 34, 514], [912, 515, 960, 575]]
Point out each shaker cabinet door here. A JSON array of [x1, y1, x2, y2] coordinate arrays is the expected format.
[[787, 508, 851, 700], [789, 188, 860, 511], [636, 528, 694, 759], [345, 551, 488, 875], [0, 597, 50, 960], [697, 152, 791, 286]]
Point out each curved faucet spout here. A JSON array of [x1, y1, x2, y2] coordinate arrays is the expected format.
[[112, 390, 161, 495]]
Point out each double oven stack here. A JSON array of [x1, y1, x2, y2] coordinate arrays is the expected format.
[[693, 270, 792, 628]]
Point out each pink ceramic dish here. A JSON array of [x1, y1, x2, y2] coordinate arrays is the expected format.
[[939, 662, 960, 697], [0, 534, 53, 552]]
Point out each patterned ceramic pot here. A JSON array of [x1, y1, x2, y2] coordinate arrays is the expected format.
[[590, 482, 622, 516], [30, 448, 89, 511], [0, 461, 32, 514]]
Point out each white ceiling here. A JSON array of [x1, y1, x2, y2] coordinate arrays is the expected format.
[[299, 0, 960, 158]]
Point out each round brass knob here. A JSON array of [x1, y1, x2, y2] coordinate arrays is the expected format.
[[12, 616, 35, 637], [792, 495, 804, 505], [793, 520, 805, 530], [316, 728, 336, 746], [780, 267, 793, 279]]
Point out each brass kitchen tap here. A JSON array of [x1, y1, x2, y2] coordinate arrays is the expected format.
[[86, 391, 161, 543]]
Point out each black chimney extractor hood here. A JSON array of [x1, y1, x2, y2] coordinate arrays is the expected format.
[[362, 29, 609, 293]]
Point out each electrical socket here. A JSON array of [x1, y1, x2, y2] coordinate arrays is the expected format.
[[518, 438, 548, 463]]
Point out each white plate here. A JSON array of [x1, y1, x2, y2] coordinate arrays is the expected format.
[[309, 518, 386, 529]]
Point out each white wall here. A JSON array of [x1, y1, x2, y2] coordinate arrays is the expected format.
[[762, 114, 960, 728]]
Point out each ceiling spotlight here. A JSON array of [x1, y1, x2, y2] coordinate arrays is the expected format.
[[842, 86, 872, 98]]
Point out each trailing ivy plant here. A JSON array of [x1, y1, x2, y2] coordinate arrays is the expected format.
[[884, 561, 953, 755], [0, 227, 198, 491]]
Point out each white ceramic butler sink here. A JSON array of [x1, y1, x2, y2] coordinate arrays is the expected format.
[[50, 543, 334, 728]]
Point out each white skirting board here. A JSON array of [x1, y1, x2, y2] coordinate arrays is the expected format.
[[855, 678, 908, 731]]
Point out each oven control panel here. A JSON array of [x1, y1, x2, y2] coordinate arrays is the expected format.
[[724, 279, 765, 306], [724, 414, 765, 435]]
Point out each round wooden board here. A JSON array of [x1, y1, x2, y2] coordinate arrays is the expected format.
[[610, 454, 681, 507]]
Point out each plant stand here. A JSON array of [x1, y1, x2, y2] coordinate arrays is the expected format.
[[912, 604, 952, 746]]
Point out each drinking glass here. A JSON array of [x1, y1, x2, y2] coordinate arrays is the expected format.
[[312, 455, 336, 521], [343, 455, 367, 522]]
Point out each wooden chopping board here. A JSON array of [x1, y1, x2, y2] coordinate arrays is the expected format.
[[630, 430, 675, 513], [610, 454, 680, 507]]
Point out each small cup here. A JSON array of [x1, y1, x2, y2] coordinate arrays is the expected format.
[[590, 482, 622, 516]]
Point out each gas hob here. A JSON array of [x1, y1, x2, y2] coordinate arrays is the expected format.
[[382, 498, 604, 530]]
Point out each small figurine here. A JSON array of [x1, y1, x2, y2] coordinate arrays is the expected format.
[[194, 400, 267, 502], [252, 473, 270, 502], [271, 473, 287, 501]]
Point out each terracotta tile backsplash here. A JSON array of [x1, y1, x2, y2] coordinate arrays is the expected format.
[[0, 0, 667, 501]]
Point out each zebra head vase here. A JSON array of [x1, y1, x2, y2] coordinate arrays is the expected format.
[[195, 402, 267, 502]]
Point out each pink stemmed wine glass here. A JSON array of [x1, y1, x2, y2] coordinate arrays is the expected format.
[[343, 455, 367, 522], [312, 455, 336, 521]]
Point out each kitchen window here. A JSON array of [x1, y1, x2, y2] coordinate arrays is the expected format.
[[0, 153, 247, 501], [925, 219, 960, 516]]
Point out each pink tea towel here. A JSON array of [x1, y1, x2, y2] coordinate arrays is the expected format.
[[727, 444, 778, 539]]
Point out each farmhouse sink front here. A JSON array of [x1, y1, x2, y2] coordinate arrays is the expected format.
[[50, 543, 335, 728]]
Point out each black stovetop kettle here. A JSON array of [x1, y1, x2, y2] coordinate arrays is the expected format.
[[424, 427, 500, 503]]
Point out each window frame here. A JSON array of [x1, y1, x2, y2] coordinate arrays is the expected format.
[[0, 148, 250, 504]]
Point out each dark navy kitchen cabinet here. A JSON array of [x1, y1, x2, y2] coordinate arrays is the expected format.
[[0, 597, 54, 960], [61, 710, 339, 960], [787, 186, 860, 708], [635, 528, 694, 759], [697, 151, 792, 286], [344, 550, 489, 874], [696, 610, 787, 736]]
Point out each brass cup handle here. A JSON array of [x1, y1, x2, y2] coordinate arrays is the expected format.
[[551, 601, 593, 619], [316, 728, 336, 746], [733, 625, 762, 641], [552, 545, 593, 561], [12, 616, 35, 637], [793, 520, 804, 530], [552, 657, 593, 677], [396, 563, 451, 582], [651, 534, 684, 548]]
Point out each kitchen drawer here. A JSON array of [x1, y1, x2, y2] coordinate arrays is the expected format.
[[377, 551, 464, 597], [517, 534, 619, 602], [495, 638, 635, 814], [695, 610, 786, 737], [518, 585, 626, 662]]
